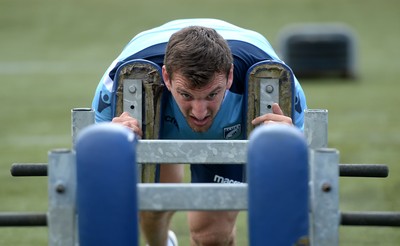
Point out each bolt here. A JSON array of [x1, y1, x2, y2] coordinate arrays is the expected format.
[[128, 85, 137, 93], [55, 183, 66, 194], [266, 85, 274, 93], [321, 183, 332, 192]]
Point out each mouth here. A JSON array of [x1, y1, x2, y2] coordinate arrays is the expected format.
[[190, 116, 210, 127]]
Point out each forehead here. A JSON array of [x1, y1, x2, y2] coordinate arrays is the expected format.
[[172, 72, 227, 92]]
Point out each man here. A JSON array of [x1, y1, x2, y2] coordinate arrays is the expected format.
[[92, 18, 307, 246]]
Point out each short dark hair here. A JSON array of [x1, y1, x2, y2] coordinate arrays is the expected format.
[[164, 26, 233, 88]]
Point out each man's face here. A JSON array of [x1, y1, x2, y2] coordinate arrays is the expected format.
[[162, 65, 233, 132]]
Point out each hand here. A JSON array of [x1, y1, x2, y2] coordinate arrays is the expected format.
[[111, 112, 143, 137], [251, 103, 293, 126]]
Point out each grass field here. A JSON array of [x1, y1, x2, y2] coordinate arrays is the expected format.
[[1, 0, 399, 245]]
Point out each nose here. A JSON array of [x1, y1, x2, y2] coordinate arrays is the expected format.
[[191, 100, 208, 120]]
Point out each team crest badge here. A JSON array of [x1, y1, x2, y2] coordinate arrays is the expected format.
[[223, 124, 241, 139]]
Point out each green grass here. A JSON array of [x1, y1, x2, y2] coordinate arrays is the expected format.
[[1, 0, 400, 245]]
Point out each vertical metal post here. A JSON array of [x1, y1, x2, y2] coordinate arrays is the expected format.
[[48, 149, 76, 246], [247, 124, 309, 246], [309, 148, 340, 246], [71, 108, 95, 148], [71, 107, 94, 245], [122, 80, 143, 182], [76, 123, 139, 245], [304, 109, 328, 148]]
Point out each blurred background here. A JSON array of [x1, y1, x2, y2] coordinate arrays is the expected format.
[[1, 0, 399, 245]]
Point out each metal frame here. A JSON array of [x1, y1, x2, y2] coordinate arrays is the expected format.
[[2, 71, 398, 246], [139, 183, 247, 211], [2, 107, 397, 246]]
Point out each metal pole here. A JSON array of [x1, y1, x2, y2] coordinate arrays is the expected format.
[[0, 213, 46, 227], [71, 108, 94, 148], [3, 210, 400, 227], [304, 109, 328, 148], [10, 163, 47, 176], [341, 212, 400, 227], [48, 149, 76, 246], [10, 164, 389, 179], [309, 148, 340, 246], [339, 164, 389, 178]]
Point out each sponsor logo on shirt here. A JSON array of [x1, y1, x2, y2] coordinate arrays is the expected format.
[[223, 124, 241, 139], [97, 91, 111, 113], [295, 93, 302, 114], [214, 175, 242, 184]]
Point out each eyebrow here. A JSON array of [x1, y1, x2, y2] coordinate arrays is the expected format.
[[177, 85, 223, 96], [176, 88, 191, 95]]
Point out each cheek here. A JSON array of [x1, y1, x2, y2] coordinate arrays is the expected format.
[[174, 97, 191, 113], [180, 102, 191, 112], [208, 100, 222, 112], [212, 94, 225, 110]]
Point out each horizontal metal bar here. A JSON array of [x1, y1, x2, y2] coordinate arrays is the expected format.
[[138, 183, 247, 211], [3, 210, 400, 228], [136, 140, 248, 164], [10, 163, 48, 176], [341, 211, 400, 227], [0, 212, 47, 226], [11, 162, 390, 178], [339, 164, 388, 178], [0, 184, 247, 227]]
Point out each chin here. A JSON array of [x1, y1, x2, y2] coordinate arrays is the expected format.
[[190, 124, 211, 133]]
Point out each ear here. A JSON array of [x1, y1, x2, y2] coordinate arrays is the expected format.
[[162, 65, 172, 91], [226, 63, 234, 90]]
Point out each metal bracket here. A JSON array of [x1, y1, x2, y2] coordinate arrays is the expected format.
[[123, 79, 142, 125], [260, 78, 279, 115]]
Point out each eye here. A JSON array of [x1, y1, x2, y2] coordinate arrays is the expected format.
[[207, 92, 218, 100], [180, 93, 191, 100]]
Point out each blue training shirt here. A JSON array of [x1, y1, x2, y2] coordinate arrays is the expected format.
[[92, 18, 307, 141]]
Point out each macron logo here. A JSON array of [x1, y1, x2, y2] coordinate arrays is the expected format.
[[214, 175, 242, 184]]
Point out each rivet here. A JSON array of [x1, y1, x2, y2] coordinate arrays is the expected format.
[[55, 183, 66, 194]]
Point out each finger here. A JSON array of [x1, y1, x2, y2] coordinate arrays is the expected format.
[[252, 113, 282, 125], [133, 126, 143, 138], [262, 120, 275, 125], [251, 116, 264, 125], [252, 103, 285, 125], [112, 114, 137, 125], [120, 121, 143, 137], [272, 103, 284, 115], [252, 114, 293, 126], [119, 111, 131, 118], [111, 116, 127, 123]]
